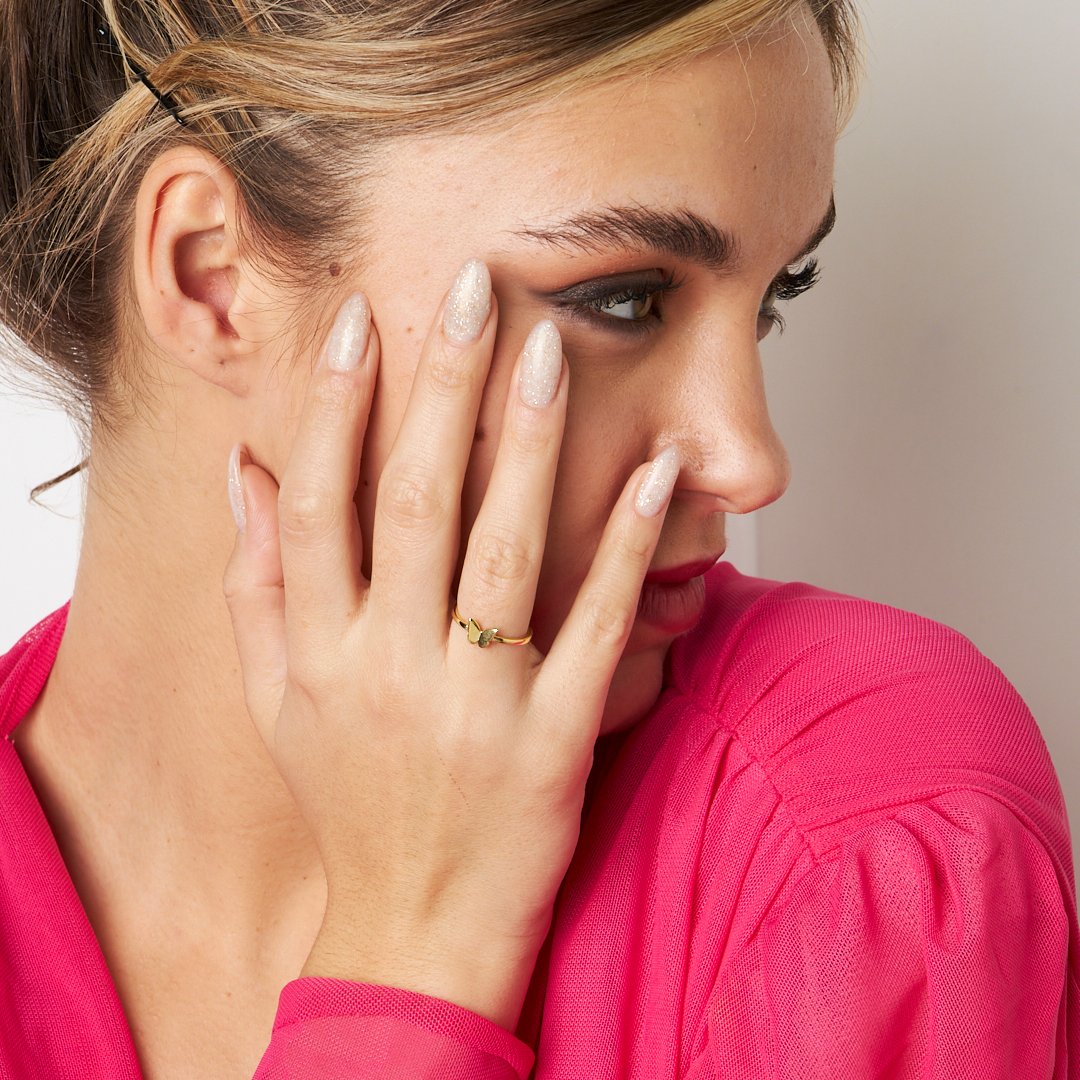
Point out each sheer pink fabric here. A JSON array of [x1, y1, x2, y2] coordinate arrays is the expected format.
[[2, 563, 1076, 1078]]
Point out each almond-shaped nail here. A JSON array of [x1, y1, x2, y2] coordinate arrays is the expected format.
[[635, 446, 681, 517], [519, 320, 562, 408], [228, 443, 247, 532], [443, 259, 491, 344], [323, 293, 371, 372]]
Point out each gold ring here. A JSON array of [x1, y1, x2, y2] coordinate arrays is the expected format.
[[451, 605, 534, 648]]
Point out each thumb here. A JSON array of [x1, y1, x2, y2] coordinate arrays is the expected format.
[[222, 443, 288, 752]]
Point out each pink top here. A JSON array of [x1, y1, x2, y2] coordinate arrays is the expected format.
[[1, 562, 1077, 1078]]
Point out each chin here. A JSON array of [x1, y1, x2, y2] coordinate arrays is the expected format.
[[597, 645, 668, 737]]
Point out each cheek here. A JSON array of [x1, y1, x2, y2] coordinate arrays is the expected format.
[[527, 412, 642, 651]]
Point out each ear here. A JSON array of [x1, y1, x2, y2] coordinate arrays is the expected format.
[[131, 146, 283, 396]]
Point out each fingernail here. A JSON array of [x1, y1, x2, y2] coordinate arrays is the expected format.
[[519, 320, 562, 408], [228, 443, 247, 532], [442, 259, 491, 344], [635, 446, 681, 518], [323, 293, 371, 372]]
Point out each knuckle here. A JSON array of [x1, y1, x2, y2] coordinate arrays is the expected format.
[[470, 527, 536, 591], [613, 521, 655, 566], [425, 347, 480, 396], [374, 652, 428, 712], [507, 414, 557, 456], [533, 745, 590, 804], [434, 710, 503, 773], [288, 629, 356, 700], [378, 466, 445, 530], [282, 661, 338, 717], [311, 373, 357, 411], [582, 590, 634, 648], [288, 654, 333, 699], [277, 484, 339, 545], [221, 566, 245, 605]]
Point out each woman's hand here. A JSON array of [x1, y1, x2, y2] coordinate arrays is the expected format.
[[221, 259, 680, 1030]]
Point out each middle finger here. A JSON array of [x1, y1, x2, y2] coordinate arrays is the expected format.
[[369, 258, 497, 639]]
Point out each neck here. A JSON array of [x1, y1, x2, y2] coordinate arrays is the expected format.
[[15, 441, 325, 942]]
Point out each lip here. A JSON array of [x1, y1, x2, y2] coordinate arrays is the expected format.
[[643, 555, 724, 586], [637, 575, 709, 635]]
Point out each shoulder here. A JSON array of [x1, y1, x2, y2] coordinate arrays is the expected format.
[[707, 783, 1078, 1077], [669, 561, 1023, 729], [667, 563, 1068, 862], [0, 602, 69, 739], [670, 561, 1006, 710]]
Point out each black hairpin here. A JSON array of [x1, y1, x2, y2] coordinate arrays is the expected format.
[[96, 25, 187, 127]]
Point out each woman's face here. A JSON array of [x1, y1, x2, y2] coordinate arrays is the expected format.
[[271, 15, 836, 736]]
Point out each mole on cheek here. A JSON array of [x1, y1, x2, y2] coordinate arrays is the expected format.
[[328, 263, 342, 277]]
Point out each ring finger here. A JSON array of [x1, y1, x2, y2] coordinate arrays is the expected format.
[[454, 319, 567, 652]]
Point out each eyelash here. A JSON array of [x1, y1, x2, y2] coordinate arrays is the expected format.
[[573, 270, 686, 335], [760, 258, 822, 334], [571, 259, 822, 336]]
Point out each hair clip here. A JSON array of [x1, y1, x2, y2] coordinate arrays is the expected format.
[[96, 25, 187, 127]]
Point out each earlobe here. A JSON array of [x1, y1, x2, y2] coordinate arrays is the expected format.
[[132, 147, 249, 388]]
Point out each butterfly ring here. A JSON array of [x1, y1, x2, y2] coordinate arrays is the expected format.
[[451, 606, 534, 649]]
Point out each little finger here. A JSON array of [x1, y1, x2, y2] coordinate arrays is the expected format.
[[222, 445, 289, 748], [536, 446, 681, 750]]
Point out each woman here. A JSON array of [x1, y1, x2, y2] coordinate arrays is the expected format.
[[1, 1, 1076, 1077]]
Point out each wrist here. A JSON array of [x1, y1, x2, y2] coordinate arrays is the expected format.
[[299, 911, 544, 1031]]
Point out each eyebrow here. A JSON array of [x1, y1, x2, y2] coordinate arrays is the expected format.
[[509, 193, 837, 275]]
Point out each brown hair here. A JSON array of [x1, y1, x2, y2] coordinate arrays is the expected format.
[[0, 0, 860, 503]]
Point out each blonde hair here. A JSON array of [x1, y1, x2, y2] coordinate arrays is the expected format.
[[0, 0, 860, 500]]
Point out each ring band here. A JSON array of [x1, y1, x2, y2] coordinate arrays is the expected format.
[[452, 605, 534, 648]]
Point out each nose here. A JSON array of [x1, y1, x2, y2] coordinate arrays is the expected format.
[[659, 326, 791, 514]]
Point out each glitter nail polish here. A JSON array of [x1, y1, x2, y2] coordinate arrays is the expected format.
[[442, 259, 492, 344], [227, 443, 247, 532], [324, 293, 371, 372], [635, 446, 681, 517], [519, 320, 562, 408]]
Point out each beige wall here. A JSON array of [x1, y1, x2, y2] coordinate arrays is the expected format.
[[756, 1, 1080, 869]]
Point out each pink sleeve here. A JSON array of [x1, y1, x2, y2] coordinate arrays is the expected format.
[[252, 979, 536, 1079], [708, 789, 1074, 1078]]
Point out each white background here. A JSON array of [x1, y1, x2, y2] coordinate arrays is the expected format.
[[2, 0, 1077, 871]]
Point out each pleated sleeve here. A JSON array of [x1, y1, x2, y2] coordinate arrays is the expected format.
[[252, 979, 536, 1079], [708, 789, 1075, 1078]]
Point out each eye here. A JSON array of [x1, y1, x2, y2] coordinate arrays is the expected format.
[[759, 258, 822, 335], [589, 288, 658, 322], [552, 270, 685, 335]]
